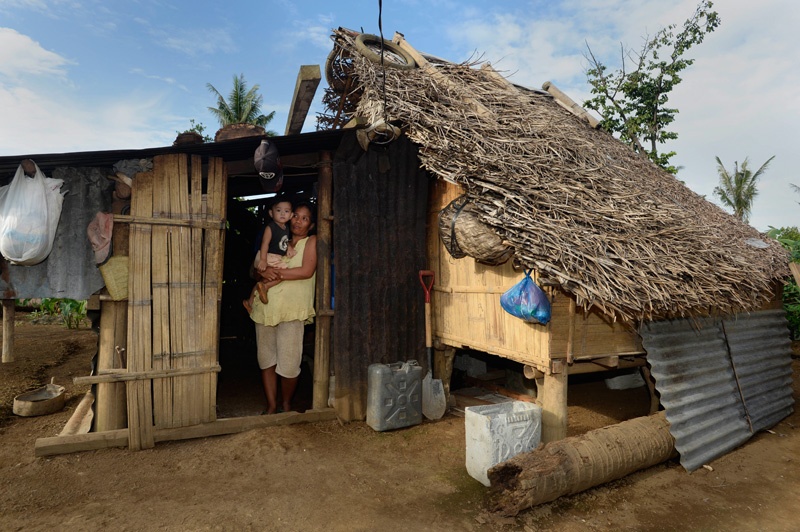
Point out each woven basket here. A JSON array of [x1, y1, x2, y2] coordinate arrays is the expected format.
[[99, 256, 129, 301], [438, 196, 513, 266]]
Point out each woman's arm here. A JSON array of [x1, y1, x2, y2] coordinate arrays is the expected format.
[[263, 236, 317, 282]]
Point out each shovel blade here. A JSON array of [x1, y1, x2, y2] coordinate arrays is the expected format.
[[422, 371, 447, 420]]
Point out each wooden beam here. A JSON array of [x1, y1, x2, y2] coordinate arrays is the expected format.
[[790, 262, 800, 286], [285, 65, 322, 135], [541, 364, 568, 443], [74, 365, 221, 385], [313, 151, 333, 410], [541, 81, 600, 128], [2, 299, 14, 363], [34, 408, 337, 457]]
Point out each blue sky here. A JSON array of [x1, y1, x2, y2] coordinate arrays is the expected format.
[[0, 0, 797, 232]]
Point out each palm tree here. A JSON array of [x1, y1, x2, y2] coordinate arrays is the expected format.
[[206, 74, 276, 134], [713, 155, 775, 223]]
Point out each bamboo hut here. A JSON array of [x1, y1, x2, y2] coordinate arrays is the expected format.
[[0, 27, 792, 459], [319, 28, 792, 446]]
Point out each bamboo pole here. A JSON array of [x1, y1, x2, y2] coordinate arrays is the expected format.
[[313, 151, 333, 410], [2, 299, 14, 363]]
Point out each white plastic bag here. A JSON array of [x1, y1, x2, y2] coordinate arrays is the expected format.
[[0, 162, 64, 265]]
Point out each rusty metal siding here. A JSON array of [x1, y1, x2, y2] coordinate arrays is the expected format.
[[332, 133, 430, 420], [641, 310, 794, 472]]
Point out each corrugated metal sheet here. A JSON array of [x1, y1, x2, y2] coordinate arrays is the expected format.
[[641, 310, 794, 471], [332, 132, 430, 420], [722, 309, 795, 432]]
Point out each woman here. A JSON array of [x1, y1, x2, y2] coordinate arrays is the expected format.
[[249, 202, 317, 414]]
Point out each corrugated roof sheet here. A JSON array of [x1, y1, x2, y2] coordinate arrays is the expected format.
[[641, 310, 794, 472]]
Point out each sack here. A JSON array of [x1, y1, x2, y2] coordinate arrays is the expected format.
[[0, 162, 64, 265], [500, 270, 551, 324]]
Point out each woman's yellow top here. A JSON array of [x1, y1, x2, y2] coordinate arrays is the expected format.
[[250, 237, 316, 327]]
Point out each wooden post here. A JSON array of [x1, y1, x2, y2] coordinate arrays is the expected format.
[[541, 360, 568, 443], [95, 300, 128, 432], [2, 299, 14, 363], [313, 151, 333, 410]]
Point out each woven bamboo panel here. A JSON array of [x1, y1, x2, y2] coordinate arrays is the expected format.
[[127, 154, 225, 445], [429, 180, 550, 368]]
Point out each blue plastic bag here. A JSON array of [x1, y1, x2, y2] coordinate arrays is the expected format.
[[500, 270, 551, 325]]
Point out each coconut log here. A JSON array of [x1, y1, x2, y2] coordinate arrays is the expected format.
[[488, 412, 675, 516]]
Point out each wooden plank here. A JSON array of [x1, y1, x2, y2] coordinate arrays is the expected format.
[[202, 157, 226, 423], [2, 299, 14, 363], [126, 170, 155, 450], [541, 365, 568, 443], [151, 155, 172, 429], [313, 151, 333, 410], [95, 300, 127, 431], [285, 64, 322, 135], [59, 391, 95, 436], [74, 364, 221, 385], [166, 154, 190, 427], [34, 409, 338, 457], [190, 154, 209, 424]]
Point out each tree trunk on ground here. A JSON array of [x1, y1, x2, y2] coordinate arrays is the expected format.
[[488, 411, 675, 516]]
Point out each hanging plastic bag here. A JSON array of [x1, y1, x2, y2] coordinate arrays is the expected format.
[[500, 269, 551, 325], [0, 162, 65, 265]]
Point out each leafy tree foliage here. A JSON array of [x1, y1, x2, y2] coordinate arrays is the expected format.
[[713, 155, 775, 223], [207, 73, 276, 134], [583, 1, 720, 174], [767, 226, 800, 339]]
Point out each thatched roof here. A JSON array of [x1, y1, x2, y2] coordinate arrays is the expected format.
[[325, 29, 789, 323]]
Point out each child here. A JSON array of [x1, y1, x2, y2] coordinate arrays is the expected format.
[[243, 198, 295, 313]]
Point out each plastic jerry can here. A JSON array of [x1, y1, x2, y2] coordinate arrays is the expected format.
[[366, 360, 423, 431]]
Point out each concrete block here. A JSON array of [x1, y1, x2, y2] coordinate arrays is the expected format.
[[465, 401, 542, 486]]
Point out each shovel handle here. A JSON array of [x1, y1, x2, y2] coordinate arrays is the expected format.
[[419, 270, 434, 303]]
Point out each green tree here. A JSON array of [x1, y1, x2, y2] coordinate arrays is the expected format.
[[206, 73, 276, 134], [583, 1, 720, 174], [713, 155, 775, 223]]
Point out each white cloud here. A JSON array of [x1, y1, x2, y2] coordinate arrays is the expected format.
[[0, 27, 71, 79], [158, 27, 238, 56]]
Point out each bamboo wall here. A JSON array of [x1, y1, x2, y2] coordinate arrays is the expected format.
[[93, 154, 226, 450], [428, 180, 550, 368], [428, 180, 643, 371]]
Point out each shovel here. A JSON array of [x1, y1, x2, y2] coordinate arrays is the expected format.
[[420, 270, 447, 420]]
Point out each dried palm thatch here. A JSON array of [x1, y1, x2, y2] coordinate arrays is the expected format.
[[327, 29, 789, 323]]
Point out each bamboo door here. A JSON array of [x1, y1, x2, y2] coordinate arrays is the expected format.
[[126, 154, 226, 450]]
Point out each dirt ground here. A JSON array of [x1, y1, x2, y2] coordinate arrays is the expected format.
[[1, 317, 799, 531]]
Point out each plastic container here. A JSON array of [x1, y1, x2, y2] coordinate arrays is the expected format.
[[465, 401, 542, 486], [366, 360, 423, 431]]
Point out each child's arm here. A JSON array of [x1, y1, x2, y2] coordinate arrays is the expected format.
[[257, 226, 273, 272]]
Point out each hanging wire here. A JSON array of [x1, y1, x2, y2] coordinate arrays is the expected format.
[[377, 0, 388, 123]]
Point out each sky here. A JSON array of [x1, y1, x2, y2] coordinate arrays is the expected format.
[[0, 0, 797, 232]]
